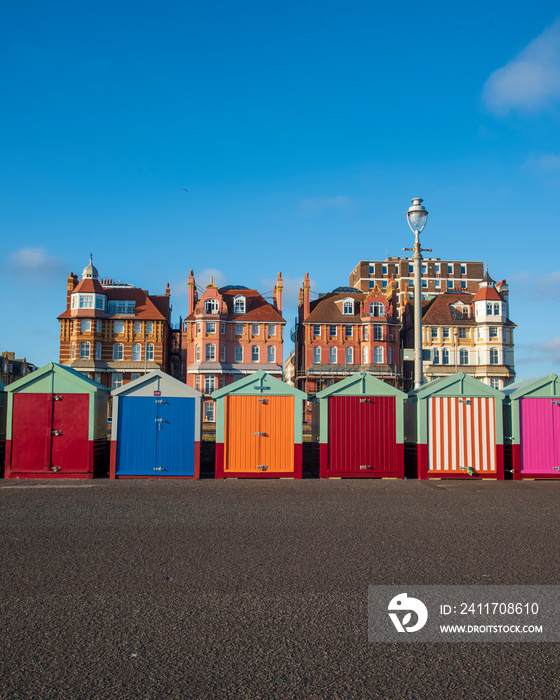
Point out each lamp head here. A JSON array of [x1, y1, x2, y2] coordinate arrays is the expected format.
[[406, 197, 428, 233]]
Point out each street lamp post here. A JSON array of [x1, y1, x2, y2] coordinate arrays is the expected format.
[[404, 198, 430, 390]]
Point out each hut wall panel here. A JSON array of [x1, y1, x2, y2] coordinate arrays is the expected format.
[[520, 399, 560, 474]]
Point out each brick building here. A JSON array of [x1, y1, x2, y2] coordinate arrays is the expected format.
[[401, 269, 515, 390], [58, 257, 173, 389], [293, 273, 402, 408], [0, 352, 37, 385], [181, 270, 286, 422]]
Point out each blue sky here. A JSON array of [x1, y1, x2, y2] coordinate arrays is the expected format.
[[2, 1, 560, 379]]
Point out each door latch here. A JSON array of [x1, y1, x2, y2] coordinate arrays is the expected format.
[[153, 467, 166, 471], [257, 465, 268, 471], [51, 430, 63, 436], [258, 398, 268, 403], [50, 466, 61, 472], [359, 465, 371, 470], [54, 395, 63, 401], [155, 399, 167, 404], [360, 399, 374, 404], [253, 432, 266, 436]]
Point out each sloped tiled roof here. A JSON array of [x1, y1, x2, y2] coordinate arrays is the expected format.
[[59, 286, 169, 320], [304, 292, 366, 324], [422, 293, 474, 326], [185, 288, 284, 323], [472, 285, 503, 302]]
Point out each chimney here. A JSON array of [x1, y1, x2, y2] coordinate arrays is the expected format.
[[67, 272, 77, 308], [303, 273, 310, 319], [188, 270, 197, 315], [273, 272, 283, 314], [165, 282, 171, 297]]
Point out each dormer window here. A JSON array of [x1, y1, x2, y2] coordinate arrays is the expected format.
[[369, 302, 385, 317], [205, 299, 219, 314], [108, 300, 135, 315], [71, 293, 106, 311], [234, 295, 246, 314], [342, 299, 354, 315]]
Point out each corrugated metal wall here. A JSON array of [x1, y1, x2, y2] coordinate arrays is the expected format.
[[428, 397, 496, 474], [520, 398, 560, 474], [328, 396, 396, 474], [224, 395, 294, 473]]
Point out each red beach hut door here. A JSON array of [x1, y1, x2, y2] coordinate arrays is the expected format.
[[50, 394, 89, 473], [328, 396, 396, 474], [519, 399, 560, 474]]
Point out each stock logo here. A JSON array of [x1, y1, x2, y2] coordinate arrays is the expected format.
[[388, 593, 428, 633]]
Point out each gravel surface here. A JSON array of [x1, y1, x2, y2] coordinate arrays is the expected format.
[[1, 478, 560, 699]]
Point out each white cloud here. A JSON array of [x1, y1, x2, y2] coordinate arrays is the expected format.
[[260, 274, 313, 308], [483, 20, 560, 114], [510, 270, 560, 297], [524, 152, 560, 172], [8, 247, 67, 286], [517, 337, 560, 366], [298, 196, 356, 216], [196, 268, 227, 289]]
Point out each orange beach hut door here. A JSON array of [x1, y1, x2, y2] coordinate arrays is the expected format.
[[224, 395, 294, 473]]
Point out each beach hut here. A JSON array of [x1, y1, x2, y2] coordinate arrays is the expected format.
[[109, 370, 202, 478], [405, 372, 505, 480], [212, 370, 306, 478], [0, 381, 6, 476], [311, 371, 407, 478], [4, 363, 109, 479], [503, 374, 560, 480]]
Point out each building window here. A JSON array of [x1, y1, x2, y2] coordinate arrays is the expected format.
[[235, 345, 243, 362], [369, 281, 375, 289], [373, 346, 383, 364], [422, 263, 427, 274], [70, 342, 75, 360], [489, 327, 498, 339], [96, 320, 102, 333], [434, 280, 441, 289], [486, 302, 493, 315], [342, 299, 354, 315], [108, 300, 135, 314], [221, 345, 226, 362], [206, 344, 216, 361], [363, 326, 369, 341], [96, 342, 102, 360], [370, 302, 385, 317], [442, 349, 450, 365], [447, 280, 454, 289], [434, 263, 440, 274], [251, 346, 260, 362], [205, 299, 219, 314], [221, 323, 226, 335], [268, 324, 276, 336], [388, 347, 392, 364], [458, 328, 468, 339], [112, 373, 123, 390], [461, 264, 467, 275], [382, 280, 387, 289], [195, 344, 201, 362], [447, 264, 453, 274], [373, 325, 383, 341], [252, 323, 260, 337], [79, 341, 90, 359], [233, 296, 246, 314], [134, 321, 142, 334], [81, 320, 91, 332], [329, 325, 337, 337], [460, 280, 467, 290], [313, 346, 321, 363], [362, 346, 369, 364], [329, 347, 337, 364], [369, 264, 375, 274], [433, 349, 440, 365], [490, 378, 502, 389], [146, 344, 154, 361], [204, 375, 216, 394], [204, 402, 215, 422], [422, 279, 428, 288], [382, 264, 387, 275], [442, 327, 450, 339], [490, 348, 499, 365], [408, 263, 414, 274], [460, 349, 469, 365], [267, 346, 276, 363], [235, 323, 243, 336], [196, 322, 202, 336], [345, 325, 352, 338], [113, 321, 125, 334], [130, 373, 141, 381], [345, 347, 353, 364], [206, 322, 217, 335], [431, 327, 438, 340], [146, 321, 153, 334], [132, 343, 142, 361], [494, 303, 500, 315], [94, 373, 102, 384], [313, 325, 320, 337], [113, 343, 124, 361]]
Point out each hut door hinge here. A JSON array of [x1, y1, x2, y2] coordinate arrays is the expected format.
[[54, 395, 63, 401], [258, 398, 268, 403], [359, 465, 372, 470], [257, 465, 268, 471], [153, 467, 165, 471], [360, 399, 374, 404], [459, 398, 471, 404], [155, 418, 166, 422], [51, 430, 63, 436], [253, 432, 266, 436], [50, 466, 61, 472], [155, 399, 167, 404]]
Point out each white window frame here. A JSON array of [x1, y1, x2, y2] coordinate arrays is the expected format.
[[233, 296, 246, 314], [362, 346, 369, 364], [134, 321, 142, 334], [342, 298, 354, 315], [329, 346, 337, 364], [79, 341, 90, 359], [267, 345, 276, 363], [313, 346, 321, 363], [268, 324, 276, 336], [235, 323, 244, 336], [132, 343, 142, 361], [205, 344, 216, 361], [146, 343, 154, 361], [345, 347, 353, 364], [205, 299, 219, 315], [373, 346, 383, 364], [113, 343, 124, 361], [113, 321, 125, 334], [251, 345, 260, 363], [81, 320, 91, 332], [235, 345, 243, 362], [95, 342, 102, 360]]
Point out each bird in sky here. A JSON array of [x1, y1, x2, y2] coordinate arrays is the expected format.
[[182, 188, 188, 192]]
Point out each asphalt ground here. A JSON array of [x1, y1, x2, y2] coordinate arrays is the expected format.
[[1, 478, 560, 700]]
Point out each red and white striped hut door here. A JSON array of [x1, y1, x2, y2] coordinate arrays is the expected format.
[[428, 397, 496, 475]]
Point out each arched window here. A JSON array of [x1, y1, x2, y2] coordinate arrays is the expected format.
[[442, 349, 450, 365], [251, 345, 260, 362], [70, 341, 75, 360], [374, 346, 383, 364], [79, 341, 90, 359], [205, 344, 216, 361], [460, 349, 469, 365], [113, 343, 124, 361], [204, 299, 219, 314], [329, 346, 337, 364], [490, 348, 499, 365], [267, 345, 276, 363], [342, 298, 354, 315], [233, 296, 246, 314], [132, 343, 142, 361], [370, 302, 385, 317], [195, 344, 201, 362], [362, 346, 369, 364], [313, 346, 321, 363], [146, 343, 154, 361], [235, 345, 243, 362], [433, 349, 440, 365], [95, 342, 102, 360], [345, 347, 353, 363]]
